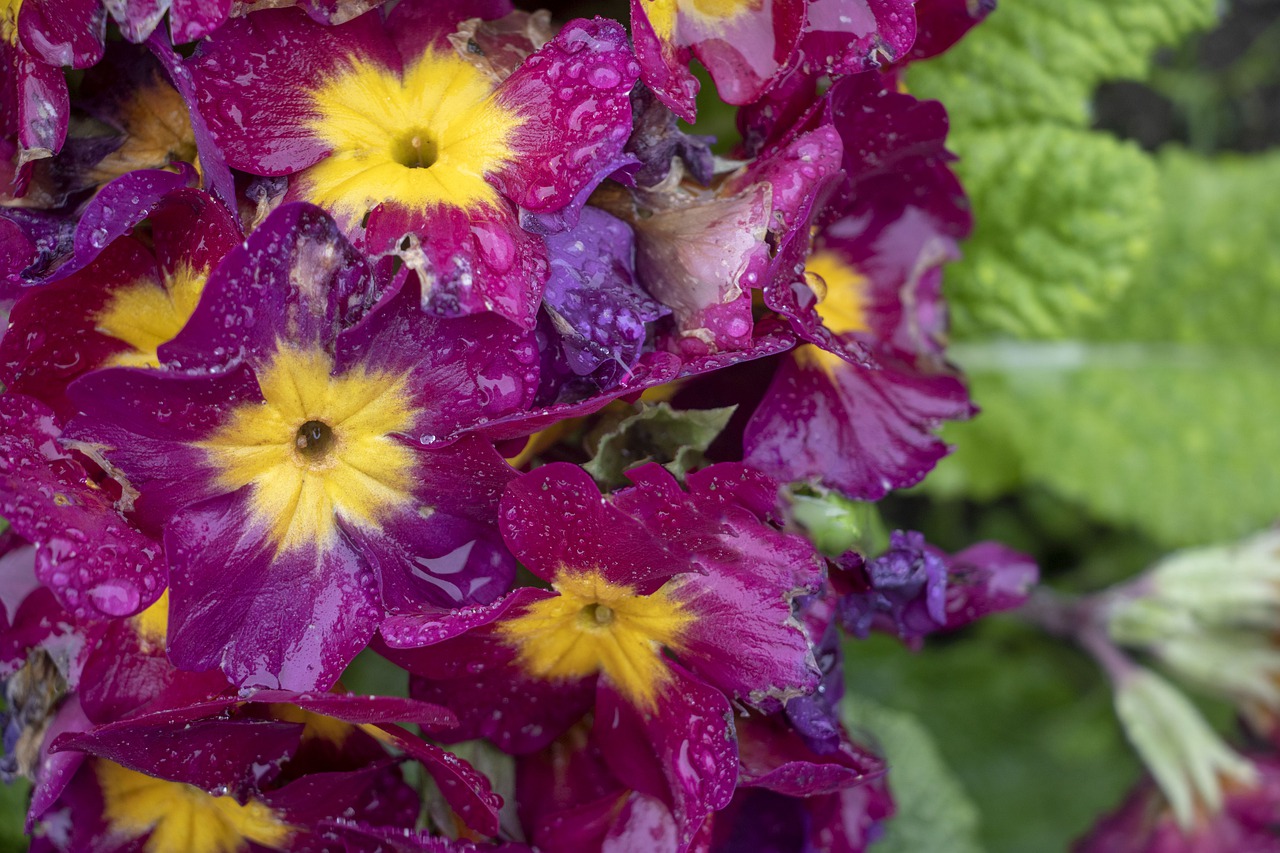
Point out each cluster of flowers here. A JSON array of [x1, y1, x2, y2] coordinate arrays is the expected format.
[[0, 0, 1041, 850]]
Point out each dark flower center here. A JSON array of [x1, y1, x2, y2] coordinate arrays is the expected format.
[[581, 603, 615, 627], [295, 420, 335, 458], [393, 131, 439, 169]]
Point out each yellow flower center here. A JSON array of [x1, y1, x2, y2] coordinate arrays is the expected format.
[[97, 760, 291, 853], [269, 704, 352, 746], [90, 78, 199, 185], [196, 344, 418, 554], [133, 589, 170, 649], [644, 0, 762, 40], [0, 0, 21, 45], [499, 570, 694, 710], [96, 263, 209, 368], [799, 250, 870, 374], [301, 49, 526, 220]]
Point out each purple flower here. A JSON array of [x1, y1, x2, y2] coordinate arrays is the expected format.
[[1075, 754, 1280, 853], [745, 74, 978, 500], [1, 188, 239, 419], [629, 0, 917, 122], [189, 2, 639, 329], [65, 203, 538, 691], [382, 461, 825, 849], [837, 531, 1039, 643]]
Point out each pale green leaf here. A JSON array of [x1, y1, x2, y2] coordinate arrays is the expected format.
[[933, 150, 1280, 546], [841, 695, 983, 853], [909, 0, 1218, 130], [583, 402, 736, 490], [944, 126, 1159, 339]]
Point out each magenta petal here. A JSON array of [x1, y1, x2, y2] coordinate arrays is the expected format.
[[799, 0, 918, 76], [904, 0, 995, 63], [385, 0, 514, 58], [66, 363, 264, 531], [51, 166, 194, 282], [942, 541, 1039, 630], [51, 715, 302, 797], [149, 187, 240, 277], [161, 202, 373, 370], [0, 238, 154, 418], [736, 714, 884, 797], [694, 0, 804, 105], [501, 462, 686, 591], [27, 696, 90, 829], [4, 41, 69, 158], [379, 580, 551, 649], [365, 201, 547, 331], [147, 30, 238, 213], [18, 0, 105, 68], [0, 395, 166, 621], [334, 270, 539, 433], [491, 18, 638, 216], [745, 350, 973, 500], [167, 0, 231, 43], [189, 8, 400, 174], [246, 690, 458, 733], [597, 666, 737, 851], [375, 723, 503, 837], [165, 491, 382, 691], [480, 349, 683, 442]]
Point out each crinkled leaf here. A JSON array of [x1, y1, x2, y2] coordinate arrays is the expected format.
[[583, 402, 736, 490], [908, 0, 1218, 130], [933, 151, 1280, 546], [840, 694, 981, 853], [941, 126, 1159, 339]]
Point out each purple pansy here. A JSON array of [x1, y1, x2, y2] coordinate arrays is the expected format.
[[836, 530, 1039, 644], [189, 1, 639, 329], [629, 0, 917, 123], [65, 203, 537, 691], [381, 461, 824, 848], [1, 187, 240, 420], [744, 73, 977, 499]]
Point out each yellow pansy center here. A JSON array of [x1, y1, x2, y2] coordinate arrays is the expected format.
[[197, 344, 418, 554], [301, 49, 525, 220], [0, 0, 21, 45], [269, 704, 353, 746], [97, 760, 291, 853], [96, 263, 209, 368], [90, 77, 199, 185], [800, 250, 870, 374], [133, 589, 170, 649], [498, 570, 693, 710], [645, 0, 762, 40]]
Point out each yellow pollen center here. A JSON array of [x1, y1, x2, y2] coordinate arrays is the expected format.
[[96, 263, 209, 368], [97, 760, 291, 853], [645, 0, 761, 40], [196, 344, 418, 554], [799, 251, 870, 375], [90, 77, 200, 184], [301, 49, 526, 220], [133, 589, 170, 649], [0, 0, 21, 45], [498, 570, 693, 710]]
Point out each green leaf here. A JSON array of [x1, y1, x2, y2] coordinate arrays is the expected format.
[[582, 402, 736, 490], [944, 126, 1159, 339], [845, 626, 1140, 853], [841, 695, 983, 853], [787, 487, 886, 556], [933, 150, 1280, 546], [909, 0, 1218, 130]]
